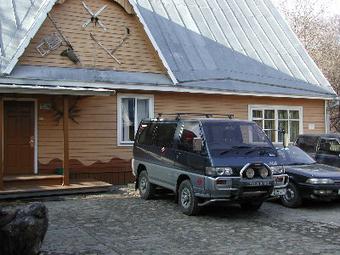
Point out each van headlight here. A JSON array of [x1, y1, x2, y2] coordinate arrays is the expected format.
[[306, 178, 334, 184], [205, 167, 233, 176], [270, 165, 285, 174]]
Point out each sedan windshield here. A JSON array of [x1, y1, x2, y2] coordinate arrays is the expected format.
[[277, 146, 316, 165], [202, 121, 275, 156]]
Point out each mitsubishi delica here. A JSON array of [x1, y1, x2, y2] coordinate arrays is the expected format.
[[132, 113, 288, 215]]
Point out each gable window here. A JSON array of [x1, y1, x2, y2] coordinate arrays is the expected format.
[[249, 105, 303, 143], [117, 94, 154, 145]]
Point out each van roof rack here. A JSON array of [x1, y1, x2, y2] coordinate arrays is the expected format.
[[157, 112, 234, 120]]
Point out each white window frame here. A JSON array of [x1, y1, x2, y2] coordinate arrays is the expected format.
[[248, 105, 303, 144], [117, 93, 154, 146]]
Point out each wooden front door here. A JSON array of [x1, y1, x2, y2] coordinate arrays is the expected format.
[[4, 101, 35, 175]]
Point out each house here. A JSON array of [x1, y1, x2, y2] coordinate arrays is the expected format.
[[0, 0, 336, 190]]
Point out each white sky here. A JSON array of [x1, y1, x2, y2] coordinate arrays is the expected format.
[[272, 0, 340, 16]]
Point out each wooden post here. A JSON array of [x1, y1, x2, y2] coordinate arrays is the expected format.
[[0, 97, 3, 190], [63, 96, 70, 186]]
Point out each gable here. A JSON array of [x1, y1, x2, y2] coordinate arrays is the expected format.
[[18, 0, 165, 74]]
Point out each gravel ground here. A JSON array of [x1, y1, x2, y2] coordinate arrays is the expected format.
[[2, 186, 340, 255]]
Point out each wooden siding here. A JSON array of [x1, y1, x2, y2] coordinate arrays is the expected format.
[[154, 93, 326, 134], [38, 92, 325, 167], [18, 0, 165, 74], [3, 92, 323, 184]]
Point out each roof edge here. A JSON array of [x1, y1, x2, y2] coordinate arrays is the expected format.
[[129, 0, 177, 85], [1, 0, 58, 75], [0, 76, 335, 100]]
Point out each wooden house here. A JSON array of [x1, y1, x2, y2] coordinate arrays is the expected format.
[[0, 0, 337, 190]]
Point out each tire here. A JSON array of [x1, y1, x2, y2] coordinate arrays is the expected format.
[[280, 182, 302, 208], [178, 180, 200, 216], [138, 170, 155, 200], [240, 201, 263, 211]]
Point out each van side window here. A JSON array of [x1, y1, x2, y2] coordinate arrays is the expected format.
[[178, 123, 202, 153], [154, 123, 177, 147], [138, 123, 156, 145]]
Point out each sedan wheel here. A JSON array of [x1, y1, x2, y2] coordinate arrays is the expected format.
[[280, 182, 302, 208]]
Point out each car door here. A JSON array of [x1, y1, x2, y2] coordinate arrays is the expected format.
[[151, 122, 178, 189], [174, 121, 209, 176]]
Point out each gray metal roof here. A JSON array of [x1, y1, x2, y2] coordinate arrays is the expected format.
[[131, 0, 337, 98], [0, 0, 57, 75], [0, 0, 337, 99]]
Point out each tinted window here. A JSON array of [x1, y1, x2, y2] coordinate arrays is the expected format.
[[296, 136, 318, 153], [154, 123, 177, 147], [137, 123, 156, 145], [318, 138, 340, 155], [178, 122, 202, 153]]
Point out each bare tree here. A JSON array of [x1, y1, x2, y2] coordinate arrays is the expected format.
[[277, 0, 340, 132]]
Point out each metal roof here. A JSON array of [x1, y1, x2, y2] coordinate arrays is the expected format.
[[0, 0, 337, 99], [131, 0, 337, 98], [0, 0, 57, 75]]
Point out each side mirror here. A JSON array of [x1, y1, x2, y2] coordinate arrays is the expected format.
[[193, 137, 203, 152]]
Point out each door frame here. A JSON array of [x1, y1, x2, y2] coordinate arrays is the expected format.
[[3, 98, 38, 174]]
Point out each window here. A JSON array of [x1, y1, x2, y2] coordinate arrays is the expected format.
[[154, 123, 177, 147], [249, 105, 303, 143], [178, 122, 202, 153], [118, 94, 154, 145], [137, 123, 156, 146]]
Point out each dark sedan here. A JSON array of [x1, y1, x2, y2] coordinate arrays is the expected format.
[[277, 146, 340, 208]]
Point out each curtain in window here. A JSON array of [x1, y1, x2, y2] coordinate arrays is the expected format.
[[122, 98, 135, 141]]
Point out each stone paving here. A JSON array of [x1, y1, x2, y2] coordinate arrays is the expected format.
[[2, 187, 340, 255]]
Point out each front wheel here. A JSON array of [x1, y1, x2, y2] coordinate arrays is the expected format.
[[178, 180, 200, 216], [138, 170, 155, 200], [240, 201, 263, 211], [280, 182, 302, 208]]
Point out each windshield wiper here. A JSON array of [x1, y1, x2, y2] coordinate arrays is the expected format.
[[244, 146, 276, 155], [219, 145, 252, 155]]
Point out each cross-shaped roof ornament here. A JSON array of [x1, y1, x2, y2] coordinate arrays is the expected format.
[[82, 1, 107, 31]]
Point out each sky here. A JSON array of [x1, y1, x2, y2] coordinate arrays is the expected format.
[[272, 0, 340, 16]]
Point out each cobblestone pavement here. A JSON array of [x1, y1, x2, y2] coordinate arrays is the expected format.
[[3, 187, 340, 255]]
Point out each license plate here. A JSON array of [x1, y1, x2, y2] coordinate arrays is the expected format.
[[271, 189, 286, 197], [243, 181, 272, 186]]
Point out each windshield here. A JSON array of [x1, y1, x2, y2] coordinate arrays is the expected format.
[[277, 146, 316, 165], [202, 121, 275, 156]]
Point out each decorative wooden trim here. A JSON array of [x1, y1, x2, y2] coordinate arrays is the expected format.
[[38, 157, 132, 185], [112, 0, 135, 15], [63, 96, 70, 185]]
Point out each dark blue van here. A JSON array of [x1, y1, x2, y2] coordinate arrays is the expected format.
[[132, 115, 288, 215]]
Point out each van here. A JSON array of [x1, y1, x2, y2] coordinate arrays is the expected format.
[[132, 114, 288, 215]]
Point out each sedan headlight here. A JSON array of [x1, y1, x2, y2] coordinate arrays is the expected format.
[[205, 167, 233, 176], [270, 165, 285, 174], [306, 178, 334, 184]]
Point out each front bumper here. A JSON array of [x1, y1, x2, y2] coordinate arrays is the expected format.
[[271, 174, 289, 197], [298, 183, 340, 200], [194, 176, 274, 203]]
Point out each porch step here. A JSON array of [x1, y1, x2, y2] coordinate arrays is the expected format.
[[4, 174, 63, 186], [0, 180, 112, 200]]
